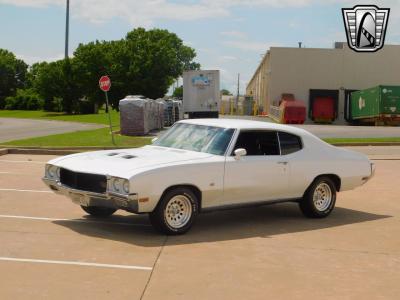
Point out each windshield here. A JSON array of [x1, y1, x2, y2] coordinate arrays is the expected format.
[[153, 123, 234, 155]]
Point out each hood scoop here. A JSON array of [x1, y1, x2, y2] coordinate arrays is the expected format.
[[107, 153, 119, 156], [105, 152, 136, 159], [121, 155, 136, 159]]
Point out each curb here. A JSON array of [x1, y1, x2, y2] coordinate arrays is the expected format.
[[0, 148, 80, 156]]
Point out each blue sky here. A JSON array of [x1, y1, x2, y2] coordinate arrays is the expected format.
[[1, 0, 399, 93]]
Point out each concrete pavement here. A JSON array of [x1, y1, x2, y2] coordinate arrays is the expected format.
[[345, 146, 400, 159], [0, 118, 104, 143], [0, 153, 399, 299]]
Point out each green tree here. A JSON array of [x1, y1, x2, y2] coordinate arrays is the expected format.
[[23, 28, 200, 113], [108, 28, 200, 108], [73, 40, 116, 112], [33, 59, 80, 113], [221, 89, 232, 96], [71, 28, 200, 111], [172, 85, 183, 98], [4, 88, 43, 110], [0, 49, 28, 108]]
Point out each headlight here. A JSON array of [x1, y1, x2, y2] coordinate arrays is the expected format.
[[110, 177, 129, 194], [46, 164, 60, 180], [112, 178, 121, 192], [123, 181, 129, 193], [49, 167, 55, 177]]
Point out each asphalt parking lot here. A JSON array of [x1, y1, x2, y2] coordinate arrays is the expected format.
[[0, 152, 399, 299], [0, 118, 104, 143]]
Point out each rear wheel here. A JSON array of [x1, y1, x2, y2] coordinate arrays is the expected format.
[[81, 206, 117, 217], [149, 187, 199, 235], [299, 176, 336, 218]]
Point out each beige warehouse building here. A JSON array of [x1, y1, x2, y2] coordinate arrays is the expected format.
[[246, 42, 400, 123]]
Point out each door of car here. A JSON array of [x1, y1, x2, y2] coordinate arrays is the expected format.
[[222, 130, 289, 206]]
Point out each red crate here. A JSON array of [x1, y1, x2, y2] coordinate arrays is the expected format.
[[312, 97, 335, 123], [281, 100, 306, 124]]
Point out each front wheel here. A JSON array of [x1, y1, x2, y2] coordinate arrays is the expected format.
[[149, 188, 199, 235], [81, 206, 117, 217], [299, 177, 336, 218]]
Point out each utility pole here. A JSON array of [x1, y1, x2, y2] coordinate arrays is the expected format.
[[236, 73, 240, 113], [65, 0, 70, 58]]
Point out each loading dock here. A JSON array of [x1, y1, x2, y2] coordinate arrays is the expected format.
[[309, 89, 339, 123], [246, 43, 400, 124]]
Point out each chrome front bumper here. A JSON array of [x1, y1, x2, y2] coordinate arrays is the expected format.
[[42, 178, 139, 213]]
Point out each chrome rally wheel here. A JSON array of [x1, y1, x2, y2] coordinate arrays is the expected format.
[[313, 182, 332, 212], [149, 187, 199, 235], [164, 195, 193, 229], [299, 176, 337, 218]]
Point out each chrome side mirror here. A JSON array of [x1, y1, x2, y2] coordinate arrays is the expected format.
[[151, 137, 158, 143], [234, 148, 247, 160]]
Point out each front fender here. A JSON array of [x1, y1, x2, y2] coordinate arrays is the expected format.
[[131, 158, 225, 213]]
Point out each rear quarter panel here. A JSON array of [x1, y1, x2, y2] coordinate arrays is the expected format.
[[288, 136, 371, 197]]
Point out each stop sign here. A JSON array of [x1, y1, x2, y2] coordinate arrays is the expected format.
[[99, 75, 111, 92]]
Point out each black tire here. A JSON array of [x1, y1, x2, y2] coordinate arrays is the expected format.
[[149, 187, 199, 235], [81, 206, 117, 217], [299, 176, 336, 218]]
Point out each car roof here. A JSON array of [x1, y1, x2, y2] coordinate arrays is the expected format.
[[178, 118, 312, 137]]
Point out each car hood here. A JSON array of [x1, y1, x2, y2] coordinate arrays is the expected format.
[[49, 146, 214, 178]]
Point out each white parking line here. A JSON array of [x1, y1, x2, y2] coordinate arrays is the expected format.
[[0, 257, 152, 271], [0, 160, 46, 164], [0, 188, 52, 193], [0, 214, 151, 227], [0, 172, 37, 175]]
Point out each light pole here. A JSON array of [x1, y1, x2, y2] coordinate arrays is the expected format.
[[236, 73, 240, 113], [65, 0, 70, 58]]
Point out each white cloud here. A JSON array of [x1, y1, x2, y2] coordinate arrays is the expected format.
[[198, 48, 213, 54], [16, 53, 64, 64], [0, 0, 229, 27], [219, 55, 238, 61], [0, 0, 371, 27], [6, 0, 400, 89], [222, 40, 276, 52], [2, 0, 399, 32], [220, 31, 247, 39], [0, 0, 64, 7]]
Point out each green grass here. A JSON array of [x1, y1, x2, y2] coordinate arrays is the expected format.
[[2, 110, 400, 147], [0, 128, 151, 148], [0, 109, 120, 126], [323, 137, 400, 144]]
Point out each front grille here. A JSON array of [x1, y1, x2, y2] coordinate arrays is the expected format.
[[60, 168, 107, 193]]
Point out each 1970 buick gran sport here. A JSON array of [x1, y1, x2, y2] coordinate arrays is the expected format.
[[43, 119, 374, 234]]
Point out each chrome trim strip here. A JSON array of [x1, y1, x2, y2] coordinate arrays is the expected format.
[[201, 197, 300, 213]]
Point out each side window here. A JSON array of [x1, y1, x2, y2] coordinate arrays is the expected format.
[[234, 131, 280, 156], [278, 132, 302, 155]]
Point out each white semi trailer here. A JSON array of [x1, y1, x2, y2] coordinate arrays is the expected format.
[[183, 70, 220, 118]]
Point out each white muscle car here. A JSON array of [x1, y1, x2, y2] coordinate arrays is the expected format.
[[43, 119, 375, 234]]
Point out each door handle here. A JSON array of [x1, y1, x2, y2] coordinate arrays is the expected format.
[[277, 161, 288, 165]]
